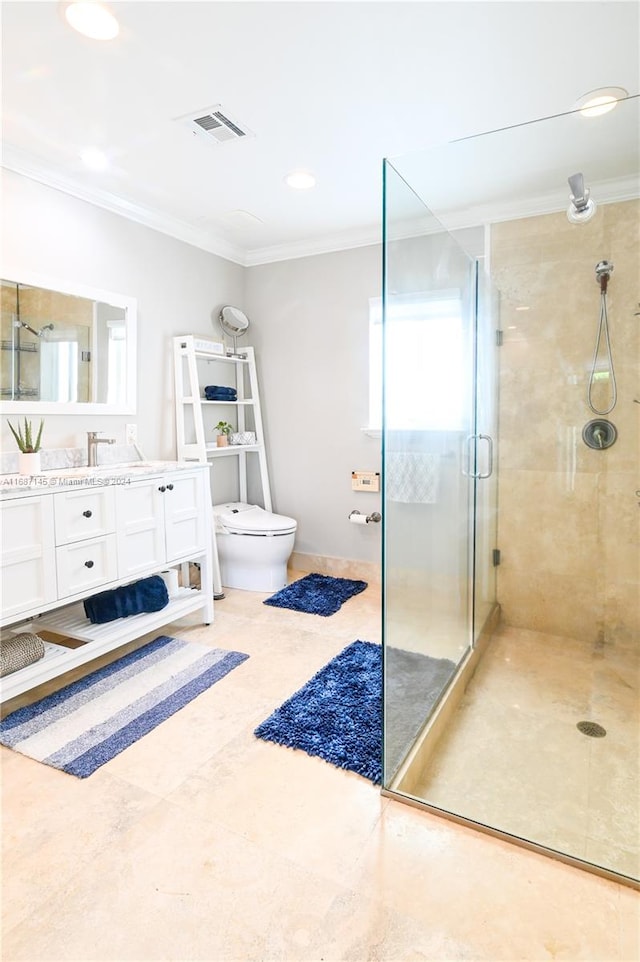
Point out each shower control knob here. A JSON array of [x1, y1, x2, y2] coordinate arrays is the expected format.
[[582, 419, 617, 450]]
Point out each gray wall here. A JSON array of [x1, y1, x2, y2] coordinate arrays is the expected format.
[[1, 170, 244, 458], [246, 246, 382, 564], [2, 171, 381, 565]]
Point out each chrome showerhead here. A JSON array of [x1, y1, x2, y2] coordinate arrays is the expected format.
[[567, 172, 597, 223], [15, 320, 54, 338]]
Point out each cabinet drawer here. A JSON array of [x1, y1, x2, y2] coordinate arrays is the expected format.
[[54, 487, 116, 544], [56, 534, 118, 599]]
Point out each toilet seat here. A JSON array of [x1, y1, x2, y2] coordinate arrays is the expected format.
[[213, 502, 297, 537]]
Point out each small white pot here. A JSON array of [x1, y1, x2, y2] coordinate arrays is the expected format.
[[18, 452, 41, 476]]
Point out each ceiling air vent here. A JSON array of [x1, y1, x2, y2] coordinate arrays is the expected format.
[[177, 105, 254, 145]]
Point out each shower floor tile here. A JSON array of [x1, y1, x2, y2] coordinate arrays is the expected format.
[[409, 624, 640, 881]]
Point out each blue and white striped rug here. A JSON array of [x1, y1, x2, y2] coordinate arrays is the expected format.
[[0, 635, 249, 778]]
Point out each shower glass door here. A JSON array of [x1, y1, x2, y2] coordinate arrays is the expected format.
[[472, 268, 500, 638], [382, 160, 479, 783]]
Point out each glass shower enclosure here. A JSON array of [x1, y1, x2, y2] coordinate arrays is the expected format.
[[382, 96, 639, 887]]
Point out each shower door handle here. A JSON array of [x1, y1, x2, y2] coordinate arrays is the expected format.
[[463, 434, 476, 477], [463, 434, 493, 479], [477, 434, 493, 479]]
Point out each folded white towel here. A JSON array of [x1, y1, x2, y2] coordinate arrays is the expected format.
[[386, 452, 440, 504]]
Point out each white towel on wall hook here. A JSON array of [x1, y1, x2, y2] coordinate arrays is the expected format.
[[386, 451, 440, 504]]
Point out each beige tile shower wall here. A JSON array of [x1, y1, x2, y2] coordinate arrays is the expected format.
[[20, 288, 93, 402], [1, 283, 18, 397], [491, 199, 639, 645]]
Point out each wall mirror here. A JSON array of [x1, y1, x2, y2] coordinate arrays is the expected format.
[[1, 272, 137, 415]]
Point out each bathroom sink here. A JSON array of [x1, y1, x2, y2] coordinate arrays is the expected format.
[[116, 461, 164, 471], [63, 461, 159, 472], [103, 460, 181, 473], [43, 466, 119, 479], [37, 463, 158, 482], [40, 467, 95, 479]]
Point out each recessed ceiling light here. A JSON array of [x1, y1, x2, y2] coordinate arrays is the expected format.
[[65, 2, 119, 40], [574, 87, 628, 118], [285, 170, 316, 190], [80, 147, 109, 171]]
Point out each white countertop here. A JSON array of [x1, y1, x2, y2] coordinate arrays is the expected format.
[[0, 460, 209, 499]]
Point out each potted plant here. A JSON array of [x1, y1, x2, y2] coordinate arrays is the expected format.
[[214, 421, 233, 448], [7, 417, 45, 475]]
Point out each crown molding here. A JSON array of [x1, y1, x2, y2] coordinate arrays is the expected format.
[[2, 145, 247, 266], [3, 144, 637, 269], [243, 224, 382, 266], [3, 145, 383, 266]]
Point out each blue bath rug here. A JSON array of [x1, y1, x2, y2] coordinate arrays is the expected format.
[[263, 573, 367, 616], [0, 636, 249, 778], [254, 639, 382, 783]]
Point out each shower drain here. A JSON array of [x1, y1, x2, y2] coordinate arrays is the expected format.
[[577, 721, 607, 738]]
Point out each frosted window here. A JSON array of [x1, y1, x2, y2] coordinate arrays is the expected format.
[[369, 291, 465, 431]]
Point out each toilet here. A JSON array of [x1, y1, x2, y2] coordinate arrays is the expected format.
[[212, 502, 297, 592]]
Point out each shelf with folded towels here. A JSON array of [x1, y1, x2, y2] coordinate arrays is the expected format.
[[33, 588, 199, 644], [202, 399, 255, 406]]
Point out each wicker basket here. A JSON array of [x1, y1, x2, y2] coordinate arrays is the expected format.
[[1, 632, 46, 677]]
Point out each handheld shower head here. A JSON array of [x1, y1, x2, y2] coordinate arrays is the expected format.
[[567, 172, 597, 223], [595, 260, 613, 293]]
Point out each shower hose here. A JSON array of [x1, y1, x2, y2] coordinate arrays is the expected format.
[[587, 284, 617, 416]]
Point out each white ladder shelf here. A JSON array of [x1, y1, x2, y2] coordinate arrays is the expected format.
[[173, 336, 273, 593]]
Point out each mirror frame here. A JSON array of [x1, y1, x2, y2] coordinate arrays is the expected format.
[[1, 269, 137, 416]]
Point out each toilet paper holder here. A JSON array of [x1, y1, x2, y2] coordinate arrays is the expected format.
[[349, 510, 382, 524]]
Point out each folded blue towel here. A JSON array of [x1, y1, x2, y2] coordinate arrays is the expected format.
[[205, 392, 237, 402], [204, 385, 237, 396], [83, 575, 169, 625]]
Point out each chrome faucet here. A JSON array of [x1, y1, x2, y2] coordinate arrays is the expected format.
[[87, 431, 116, 467]]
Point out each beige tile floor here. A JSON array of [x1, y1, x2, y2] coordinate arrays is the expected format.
[[412, 624, 640, 882], [1, 574, 639, 961]]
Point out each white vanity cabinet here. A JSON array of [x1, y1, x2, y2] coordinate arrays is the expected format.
[[0, 495, 57, 620], [0, 462, 213, 703]]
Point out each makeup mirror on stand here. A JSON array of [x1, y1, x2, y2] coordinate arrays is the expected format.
[[218, 306, 250, 358]]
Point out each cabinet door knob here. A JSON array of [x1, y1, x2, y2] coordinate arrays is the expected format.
[[158, 485, 166, 493], [167, 483, 174, 491], [84, 560, 94, 568], [83, 509, 93, 518]]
